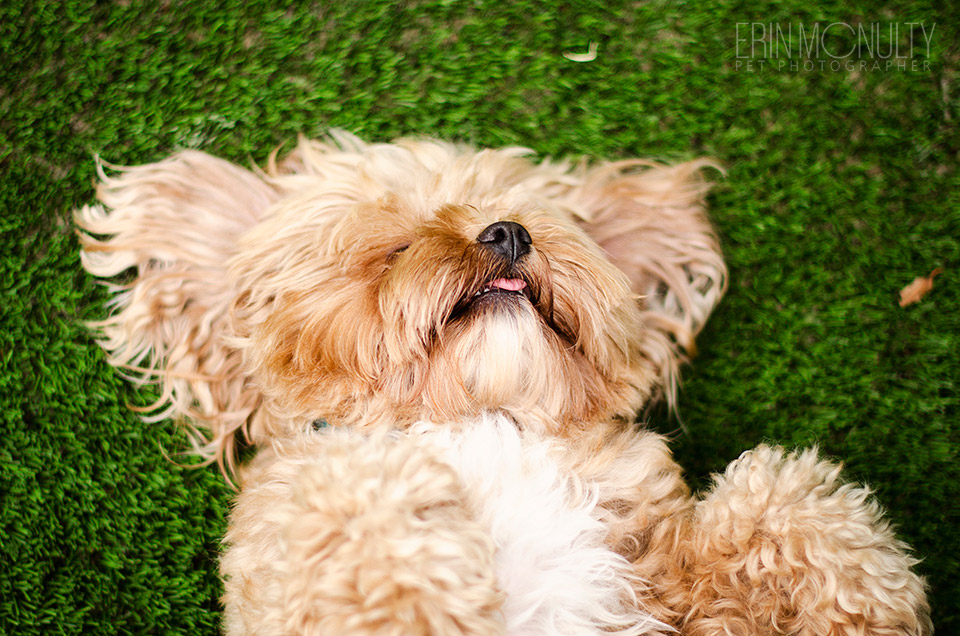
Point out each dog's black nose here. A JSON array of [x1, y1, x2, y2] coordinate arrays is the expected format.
[[476, 221, 532, 265]]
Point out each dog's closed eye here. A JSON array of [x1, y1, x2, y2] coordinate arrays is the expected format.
[[386, 244, 410, 263]]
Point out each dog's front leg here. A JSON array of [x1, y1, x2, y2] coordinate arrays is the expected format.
[[220, 431, 504, 636], [678, 445, 931, 636]]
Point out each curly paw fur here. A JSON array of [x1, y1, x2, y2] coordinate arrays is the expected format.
[[684, 446, 931, 635], [221, 432, 503, 636]]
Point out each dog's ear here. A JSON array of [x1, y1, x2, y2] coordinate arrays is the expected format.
[[574, 159, 727, 407], [76, 151, 278, 474]]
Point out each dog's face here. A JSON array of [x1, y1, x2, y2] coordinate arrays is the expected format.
[[79, 133, 724, 455], [233, 174, 655, 435]]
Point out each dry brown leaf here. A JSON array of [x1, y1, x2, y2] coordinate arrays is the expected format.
[[898, 268, 943, 307]]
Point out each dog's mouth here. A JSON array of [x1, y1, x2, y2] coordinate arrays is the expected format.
[[449, 274, 536, 322], [444, 269, 574, 343], [472, 277, 529, 301]]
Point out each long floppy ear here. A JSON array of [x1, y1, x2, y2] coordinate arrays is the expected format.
[[76, 151, 279, 473], [574, 159, 727, 408]]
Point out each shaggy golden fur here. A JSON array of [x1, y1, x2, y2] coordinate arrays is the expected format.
[[77, 132, 930, 635]]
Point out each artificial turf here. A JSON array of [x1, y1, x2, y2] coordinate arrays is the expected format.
[[2, 0, 957, 632]]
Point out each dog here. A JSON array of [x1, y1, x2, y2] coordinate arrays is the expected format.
[[77, 132, 931, 635]]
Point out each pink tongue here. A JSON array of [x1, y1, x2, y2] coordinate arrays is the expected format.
[[489, 278, 527, 292]]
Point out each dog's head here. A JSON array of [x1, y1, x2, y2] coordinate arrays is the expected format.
[[78, 132, 725, 465], [230, 135, 725, 436]]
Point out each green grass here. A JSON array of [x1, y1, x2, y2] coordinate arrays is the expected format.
[[2, 0, 957, 632]]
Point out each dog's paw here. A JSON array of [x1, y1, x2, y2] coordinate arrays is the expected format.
[[683, 445, 931, 636], [221, 432, 504, 636]]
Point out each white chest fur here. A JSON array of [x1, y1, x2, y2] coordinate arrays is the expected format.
[[413, 416, 666, 636]]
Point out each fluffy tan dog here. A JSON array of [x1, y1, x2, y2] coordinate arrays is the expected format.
[[77, 132, 931, 635]]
